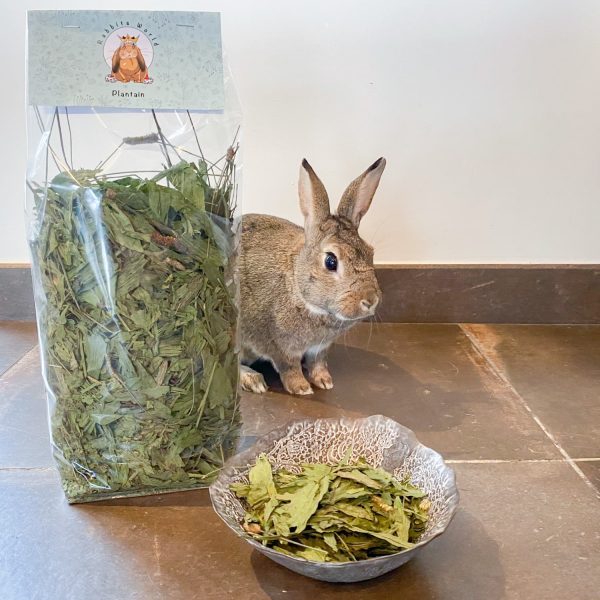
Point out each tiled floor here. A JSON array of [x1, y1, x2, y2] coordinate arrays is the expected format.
[[0, 321, 37, 375], [1, 321, 599, 600]]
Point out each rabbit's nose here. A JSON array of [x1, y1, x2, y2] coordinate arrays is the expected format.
[[360, 296, 379, 313]]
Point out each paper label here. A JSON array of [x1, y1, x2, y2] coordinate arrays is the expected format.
[[27, 10, 224, 110]]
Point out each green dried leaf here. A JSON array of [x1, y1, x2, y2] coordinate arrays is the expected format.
[[336, 469, 383, 490], [274, 464, 332, 534]]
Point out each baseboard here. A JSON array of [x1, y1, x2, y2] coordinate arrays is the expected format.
[[375, 265, 600, 324], [1, 264, 598, 324]]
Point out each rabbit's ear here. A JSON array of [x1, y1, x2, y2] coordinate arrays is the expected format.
[[299, 159, 330, 236], [337, 157, 386, 227]]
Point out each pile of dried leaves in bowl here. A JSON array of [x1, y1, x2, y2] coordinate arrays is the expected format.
[[30, 157, 240, 503], [231, 454, 431, 562]]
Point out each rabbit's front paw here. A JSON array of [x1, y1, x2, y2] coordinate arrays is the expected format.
[[308, 365, 334, 390], [240, 365, 268, 394], [281, 369, 313, 396]]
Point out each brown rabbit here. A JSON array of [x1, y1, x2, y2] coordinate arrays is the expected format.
[[112, 35, 147, 83], [239, 158, 385, 395]]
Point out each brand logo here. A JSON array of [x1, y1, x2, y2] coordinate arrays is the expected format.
[[103, 27, 155, 84]]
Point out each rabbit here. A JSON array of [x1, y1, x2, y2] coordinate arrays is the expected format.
[[239, 157, 386, 395], [112, 35, 148, 83]]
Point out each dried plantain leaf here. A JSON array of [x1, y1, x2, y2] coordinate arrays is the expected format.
[[31, 159, 240, 503], [231, 455, 431, 562]]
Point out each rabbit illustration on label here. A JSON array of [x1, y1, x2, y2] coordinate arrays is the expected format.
[[111, 34, 148, 83]]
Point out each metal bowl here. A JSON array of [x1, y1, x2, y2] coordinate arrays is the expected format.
[[209, 415, 459, 583]]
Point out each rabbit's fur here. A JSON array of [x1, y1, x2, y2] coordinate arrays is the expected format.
[[239, 158, 385, 395]]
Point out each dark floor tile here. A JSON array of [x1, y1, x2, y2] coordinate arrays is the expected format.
[[240, 386, 364, 437], [578, 461, 600, 491], [0, 470, 261, 600], [0, 268, 35, 321], [1, 323, 599, 599], [2, 462, 598, 600], [0, 323, 573, 479], [0, 321, 38, 375], [8, 323, 562, 475], [463, 325, 600, 458], [400, 462, 600, 600], [0, 348, 52, 469], [246, 324, 561, 460]]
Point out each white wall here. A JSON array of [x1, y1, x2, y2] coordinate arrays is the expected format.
[[2, 0, 600, 264]]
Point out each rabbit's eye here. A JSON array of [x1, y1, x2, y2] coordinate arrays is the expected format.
[[324, 252, 338, 272]]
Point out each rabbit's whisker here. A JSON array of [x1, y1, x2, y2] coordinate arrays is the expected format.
[[366, 318, 374, 351]]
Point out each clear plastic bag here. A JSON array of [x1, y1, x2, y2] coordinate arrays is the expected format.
[[26, 70, 243, 503]]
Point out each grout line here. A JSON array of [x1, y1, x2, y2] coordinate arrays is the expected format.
[[447, 458, 600, 464], [460, 324, 600, 498], [0, 350, 37, 378], [0, 467, 54, 472], [0, 346, 40, 380]]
